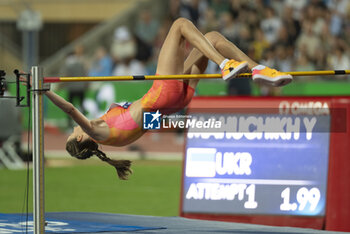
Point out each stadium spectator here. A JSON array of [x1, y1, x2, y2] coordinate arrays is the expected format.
[[280, 6, 301, 44], [328, 45, 350, 74], [209, 0, 231, 18], [252, 28, 269, 62], [260, 7, 282, 44], [88, 46, 113, 77], [294, 52, 316, 73], [198, 7, 219, 33], [84, 47, 114, 120], [218, 11, 236, 42], [296, 21, 322, 61], [284, 0, 308, 19], [111, 26, 146, 76], [60, 44, 89, 128], [134, 8, 160, 62], [135, 9, 160, 46]]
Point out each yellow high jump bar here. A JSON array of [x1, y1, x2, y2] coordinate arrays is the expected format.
[[44, 70, 350, 83]]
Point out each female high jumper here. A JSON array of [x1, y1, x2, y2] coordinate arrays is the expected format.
[[41, 18, 292, 179]]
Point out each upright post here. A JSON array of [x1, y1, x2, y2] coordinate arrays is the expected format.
[[31, 66, 45, 233]]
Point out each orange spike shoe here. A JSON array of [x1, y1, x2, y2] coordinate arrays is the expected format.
[[221, 59, 248, 81], [252, 65, 293, 86]]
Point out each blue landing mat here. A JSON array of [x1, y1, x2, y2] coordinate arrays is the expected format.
[[0, 213, 165, 233], [1, 212, 347, 234]]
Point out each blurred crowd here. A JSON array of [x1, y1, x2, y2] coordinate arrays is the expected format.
[[170, 0, 350, 76], [59, 0, 350, 115]]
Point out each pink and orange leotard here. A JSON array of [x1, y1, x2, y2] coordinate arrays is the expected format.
[[141, 80, 194, 114], [96, 80, 195, 146], [97, 102, 143, 146]]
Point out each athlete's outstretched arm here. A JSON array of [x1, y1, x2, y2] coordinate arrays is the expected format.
[[45, 91, 93, 133], [20, 74, 95, 136]]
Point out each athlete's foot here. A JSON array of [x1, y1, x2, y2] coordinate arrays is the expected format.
[[221, 59, 248, 81], [252, 65, 293, 87]]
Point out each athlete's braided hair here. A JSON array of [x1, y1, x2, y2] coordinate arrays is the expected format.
[[66, 138, 132, 180]]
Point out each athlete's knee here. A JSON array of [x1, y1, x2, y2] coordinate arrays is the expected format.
[[204, 31, 221, 39], [204, 31, 224, 47], [171, 17, 193, 33]]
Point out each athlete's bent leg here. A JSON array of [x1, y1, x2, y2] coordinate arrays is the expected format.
[[205, 31, 292, 86], [156, 18, 246, 80], [185, 31, 292, 86]]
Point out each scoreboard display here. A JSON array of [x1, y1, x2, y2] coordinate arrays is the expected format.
[[180, 96, 350, 232], [183, 114, 330, 216]]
